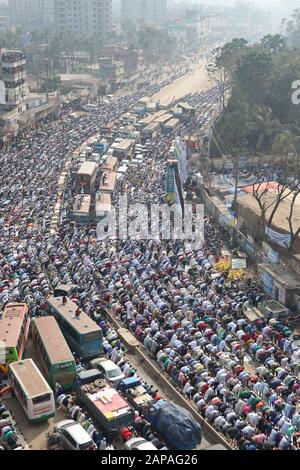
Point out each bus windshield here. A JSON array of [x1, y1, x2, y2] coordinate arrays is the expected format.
[[82, 331, 102, 343], [32, 393, 52, 405]]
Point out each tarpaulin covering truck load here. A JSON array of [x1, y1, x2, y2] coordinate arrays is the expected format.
[[145, 400, 202, 450]]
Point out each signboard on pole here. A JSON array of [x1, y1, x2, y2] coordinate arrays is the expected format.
[[231, 258, 247, 270]]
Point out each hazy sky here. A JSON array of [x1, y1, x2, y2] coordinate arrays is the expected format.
[[175, 0, 294, 10]]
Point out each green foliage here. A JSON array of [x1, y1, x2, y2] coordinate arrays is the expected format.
[[40, 76, 61, 93], [207, 38, 248, 109], [0, 28, 23, 49], [286, 8, 300, 48], [213, 28, 300, 156]]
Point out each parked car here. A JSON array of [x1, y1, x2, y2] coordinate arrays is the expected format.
[[54, 420, 96, 450], [124, 437, 158, 451], [206, 444, 228, 450], [292, 334, 300, 348], [89, 358, 125, 385]]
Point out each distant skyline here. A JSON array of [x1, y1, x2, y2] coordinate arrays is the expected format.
[[173, 0, 300, 11]]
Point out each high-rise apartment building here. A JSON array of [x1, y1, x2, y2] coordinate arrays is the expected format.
[[121, 0, 167, 29], [54, 0, 112, 40], [8, 0, 55, 32], [0, 1, 9, 32], [0, 49, 27, 111]]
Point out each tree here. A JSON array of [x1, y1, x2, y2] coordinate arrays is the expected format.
[[286, 8, 300, 48], [234, 49, 273, 108], [287, 188, 300, 253], [271, 130, 296, 163], [206, 38, 248, 109], [260, 34, 286, 54], [249, 106, 283, 151], [252, 179, 297, 231]]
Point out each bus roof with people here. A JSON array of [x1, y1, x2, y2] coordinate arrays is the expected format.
[[46, 296, 103, 359]]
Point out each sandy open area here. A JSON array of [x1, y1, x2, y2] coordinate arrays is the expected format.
[[152, 60, 210, 106]]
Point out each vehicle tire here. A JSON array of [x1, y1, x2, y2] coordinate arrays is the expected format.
[[94, 379, 106, 389]]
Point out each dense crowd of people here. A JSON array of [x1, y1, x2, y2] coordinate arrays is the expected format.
[[0, 70, 300, 452]]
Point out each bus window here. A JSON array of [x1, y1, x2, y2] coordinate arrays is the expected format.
[[32, 393, 52, 405]]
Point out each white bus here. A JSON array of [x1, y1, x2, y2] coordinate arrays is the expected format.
[[8, 359, 55, 423]]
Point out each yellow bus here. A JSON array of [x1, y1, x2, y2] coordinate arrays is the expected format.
[[0, 303, 30, 374]]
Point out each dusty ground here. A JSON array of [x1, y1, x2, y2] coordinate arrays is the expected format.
[[152, 60, 210, 106], [4, 398, 66, 450]]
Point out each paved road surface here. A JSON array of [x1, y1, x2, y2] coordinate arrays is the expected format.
[[152, 60, 210, 106]]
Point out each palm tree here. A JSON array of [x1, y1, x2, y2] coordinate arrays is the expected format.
[[271, 130, 296, 164]]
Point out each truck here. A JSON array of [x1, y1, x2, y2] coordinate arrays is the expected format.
[[145, 400, 202, 450], [77, 378, 134, 435], [118, 377, 155, 412]]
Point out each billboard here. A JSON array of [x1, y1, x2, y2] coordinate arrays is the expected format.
[[0, 80, 5, 105], [265, 227, 291, 249], [231, 258, 247, 269], [174, 137, 188, 184]]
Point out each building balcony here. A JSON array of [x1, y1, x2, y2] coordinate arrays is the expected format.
[[2, 65, 25, 74], [2, 51, 26, 63]]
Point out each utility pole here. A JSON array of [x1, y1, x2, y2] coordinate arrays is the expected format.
[[232, 153, 240, 249], [36, 57, 40, 92], [206, 116, 213, 177], [232, 154, 240, 215], [45, 58, 49, 103]]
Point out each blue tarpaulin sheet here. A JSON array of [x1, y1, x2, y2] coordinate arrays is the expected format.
[[148, 400, 202, 450]]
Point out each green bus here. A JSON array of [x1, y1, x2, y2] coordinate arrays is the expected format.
[[46, 296, 103, 360], [30, 317, 76, 391]]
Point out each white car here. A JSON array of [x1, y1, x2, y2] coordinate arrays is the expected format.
[[89, 358, 125, 385], [124, 437, 158, 451], [83, 104, 97, 112], [54, 420, 96, 451]]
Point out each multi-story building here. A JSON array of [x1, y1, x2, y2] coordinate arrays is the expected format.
[[99, 57, 124, 91], [54, 0, 112, 41], [0, 1, 9, 32], [0, 48, 27, 140], [0, 49, 27, 111], [8, 0, 55, 33], [168, 16, 210, 51], [0, 48, 58, 145], [121, 0, 167, 29], [103, 44, 139, 75]]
